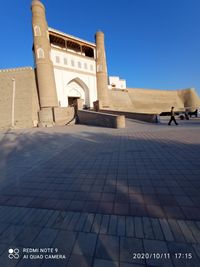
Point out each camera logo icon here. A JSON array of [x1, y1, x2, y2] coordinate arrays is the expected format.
[[8, 248, 20, 259]]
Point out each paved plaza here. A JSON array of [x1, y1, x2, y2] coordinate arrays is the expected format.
[[0, 118, 200, 266]]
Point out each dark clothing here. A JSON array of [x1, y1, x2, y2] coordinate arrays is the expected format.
[[171, 110, 175, 116], [168, 116, 178, 125]]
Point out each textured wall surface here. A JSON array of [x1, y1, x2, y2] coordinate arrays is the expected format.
[[100, 109, 158, 123], [0, 67, 39, 130], [77, 110, 125, 128], [108, 88, 200, 113], [53, 107, 75, 126]]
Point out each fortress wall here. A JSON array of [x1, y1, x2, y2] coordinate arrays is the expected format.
[[0, 67, 39, 130], [108, 90, 134, 110], [108, 88, 200, 114], [177, 88, 200, 111]]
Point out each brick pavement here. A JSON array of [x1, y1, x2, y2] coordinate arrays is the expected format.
[[0, 118, 200, 266]]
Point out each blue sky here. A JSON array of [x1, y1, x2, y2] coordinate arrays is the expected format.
[[1, 0, 200, 95]]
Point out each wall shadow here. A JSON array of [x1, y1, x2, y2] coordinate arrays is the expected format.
[[0, 124, 200, 265]]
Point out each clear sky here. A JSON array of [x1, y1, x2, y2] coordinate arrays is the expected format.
[[1, 0, 200, 95]]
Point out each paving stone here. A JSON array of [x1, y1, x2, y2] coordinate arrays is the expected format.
[[130, 205, 148, 217], [91, 214, 102, 234], [0, 223, 9, 236], [8, 208, 33, 225], [177, 220, 196, 243], [93, 258, 119, 267], [150, 218, 164, 241], [69, 201, 85, 211], [159, 219, 174, 241], [143, 239, 173, 266], [120, 237, 144, 264], [27, 209, 52, 226], [186, 221, 200, 243], [99, 215, 110, 234], [142, 217, 154, 239], [53, 211, 68, 229], [1, 117, 200, 266], [196, 221, 200, 231], [117, 216, 126, 236], [120, 263, 145, 267], [168, 242, 200, 267], [53, 230, 77, 255], [95, 234, 119, 261], [163, 206, 186, 220], [108, 215, 118, 235], [31, 228, 58, 247], [192, 244, 200, 259], [13, 226, 42, 246], [182, 207, 200, 220], [55, 199, 71, 211], [0, 243, 7, 256], [42, 258, 68, 267], [146, 205, 165, 218], [101, 193, 115, 202], [167, 219, 186, 243], [67, 254, 92, 267], [1, 207, 22, 224], [45, 210, 60, 228], [59, 211, 74, 230], [174, 196, 195, 207], [17, 258, 43, 267], [74, 213, 88, 232], [67, 212, 81, 231], [83, 213, 95, 232], [84, 202, 99, 213], [37, 210, 55, 227], [72, 232, 97, 256], [125, 216, 134, 237], [0, 225, 24, 244], [134, 217, 144, 239], [0, 249, 22, 267], [98, 202, 113, 214]]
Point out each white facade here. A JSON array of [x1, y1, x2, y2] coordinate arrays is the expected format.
[[51, 48, 97, 108], [108, 76, 126, 89], [49, 28, 97, 108]]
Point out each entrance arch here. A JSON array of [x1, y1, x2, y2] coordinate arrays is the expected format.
[[67, 78, 90, 107]]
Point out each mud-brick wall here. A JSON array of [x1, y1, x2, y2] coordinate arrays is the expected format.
[[0, 67, 39, 130]]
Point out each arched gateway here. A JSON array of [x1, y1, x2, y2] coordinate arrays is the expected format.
[[67, 78, 90, 108]]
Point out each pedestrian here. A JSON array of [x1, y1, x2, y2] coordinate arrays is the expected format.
[[168, 106, 178, 125]]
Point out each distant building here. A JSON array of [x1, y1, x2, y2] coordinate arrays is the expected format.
[[108, 76, 126, 90]]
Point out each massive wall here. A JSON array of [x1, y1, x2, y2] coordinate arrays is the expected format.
[[0, 67, 39, 130], [108, 87, 200, 114]]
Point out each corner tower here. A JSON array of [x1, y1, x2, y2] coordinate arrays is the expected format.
[[95, 31, 109, 108], [31, 0, 58, 108]]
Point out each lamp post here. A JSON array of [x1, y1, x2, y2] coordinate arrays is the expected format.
[[11, 78, 15, 128]]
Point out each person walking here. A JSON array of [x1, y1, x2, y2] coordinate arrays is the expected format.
[[168, 106, 178, 125]]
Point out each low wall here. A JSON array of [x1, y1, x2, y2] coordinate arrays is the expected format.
[[53, 107, 75, 126], [100, 110, 159, 123], [77, 110, 125, 128]]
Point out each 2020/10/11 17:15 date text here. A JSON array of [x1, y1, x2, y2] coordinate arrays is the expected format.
[[132, 252, 193, 260]]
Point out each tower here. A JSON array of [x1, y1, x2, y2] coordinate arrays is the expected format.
[[31, 0, 58, 125], [95, 31, 109, 108]]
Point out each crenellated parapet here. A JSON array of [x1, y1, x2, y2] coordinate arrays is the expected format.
[[0, 67, 33, 73]]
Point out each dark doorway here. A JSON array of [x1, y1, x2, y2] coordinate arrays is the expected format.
[[68, 97, 80, 111]]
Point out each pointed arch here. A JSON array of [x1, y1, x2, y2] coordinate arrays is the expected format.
[[67, 77, 90, 107]]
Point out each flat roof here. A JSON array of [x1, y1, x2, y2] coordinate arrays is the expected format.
[[48, 27, 96, 47]]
